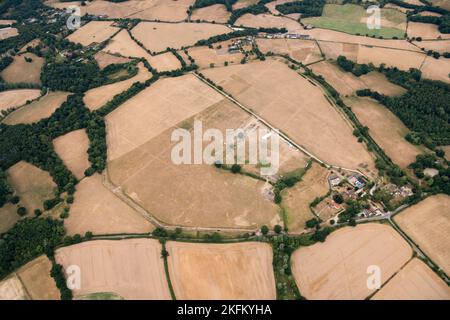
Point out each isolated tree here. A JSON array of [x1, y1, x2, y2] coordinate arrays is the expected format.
[[274, 225, 282, 234], [261, 225, 269, 235]]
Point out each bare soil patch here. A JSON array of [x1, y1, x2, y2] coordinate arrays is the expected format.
[[0, 89, 41, 113], [7, 161, 56, 212], [83, 62, 151, 111], [1, 53, 44, 84], [202, 60, 375, 174], [372, 258, 450, 300], [291, 223, 412, 299], [67, 21, 119, 46], [131, 22, 231, 53], [64, 174, 154, 236], [282, 163, 329, 232], [346, 97, 424, 169], [55, 239, 171, 300], [53, 129, 90, 180], [256, 38, 323, 65], [3, 91, 69, 125], [166, 241, 276, 299], [394, 194, 450, 275]]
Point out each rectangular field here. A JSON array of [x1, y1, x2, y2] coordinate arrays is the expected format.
[[187, 41, 245, 69], [291, 223, 412, 299], [356, 45, 426, 71], [166, 241, 276, 300], [394, 194, 450, 276], [256, 38, 323, 65], [55, 239, 171, 300], [131, 22, 232, 53]]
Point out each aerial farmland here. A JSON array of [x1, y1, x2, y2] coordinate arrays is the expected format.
[[0, 0, 449, 306]]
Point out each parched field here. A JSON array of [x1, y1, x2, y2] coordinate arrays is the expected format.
[[3, 91, 69, 125], [317, 41, 359, 61], [66, 21, 119, 46], [291, 223, 412, 300], [47, 0, 193, 22], [94, 51, 131, 69], [147, 52, 181, 72], [413, 40, 450, 53], [420, 55, 450, 84], [0, 27, 18, 40], [16, 255, 60, 300], [282, 163, 329, 232], [0, 203, 20, 234], [356, 45, 426, 71], [191, 4, 230, 23], [345, 97, 424, 169], [430, 0, 450, 10], [443, 146, 450, 161], [234, 14, 303, 33], [187, 42, 245, 69], [131, 22, 232, 53], [202, 60, 375, 175], [7, 161, 56, 212], [166, 241, 276, 300], [107, 79, 281, 228], [53, 129, 90, 180], [372, 258, 450, 300], [83, 62, 151, 111], [359, 72, 407, 96], [55, 239, 171, 300], [1, 53, 44, 84], [0, 255, 59, 300], [302, 4, 406, 39], [408, 22, 450, 40], [256, 39, 323, 65], [0, 89, 41, 112], [265, 0, 295, 15], [394, 194, 450, 275], [64, 174, 154, 236], [232, 0, 259, 10]]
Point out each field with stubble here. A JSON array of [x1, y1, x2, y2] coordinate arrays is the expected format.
[[0, 89, 41, 112], [202, 60, 375, 175], [166, 241, 276, 300], [1, 53, 44, 84], [372, 258, 450, 300], [256, 39, 323, 65], [394, 194, 450, 276], [66, 21, 119, 46], [291, 223, 412, 300], [191, 4, 230, 23], [55, 239, 171, 300], [131, 22, 231, 53]]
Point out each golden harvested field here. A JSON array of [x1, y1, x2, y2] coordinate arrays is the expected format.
[[64, 174, 154, 236], [188, 42, 245, 69], [0, 203, 20, 234], [291, 223, 412, 300], [359, 72, 407, 96], [7, 161, 56, 212], [166, 241, 276, 300], [0, 27, 18, 40], [94, 51, 131, 69], [443, 146, 450, 161], [147, 52, 181, 72], [53, 129, 90, 180], [191, 4, 230, 23], [256, 39, 323, 65], [408, 22, 450, 40], [47, 0, 193, 22], [394, 194, 450, 275], [235, 14, 303, 33], [265, 0, 295, 15], [346, 97, 424, 169], [55, 239, 171, 300], [413, 40, 450, 53], [0, 19, 16, 25], [372, 258, 450, 300], [420, 56, 450, 84], [317, 41, 359, 61], [66, 21, 119, 46], [232, 0, 259, 10], [1, 53, 44, 84], [357, 45, 426, 71], [202, 60, 375, 174], [282, 163, 329, 232], [430, 0, 450, 10], [83, 62, 151, 111], [419, 11, 443, 17], [3, 92, 68, 125], [16, 255, 60, 300], [0, 89, 41, 112], [131, 22, 232, 53], [0, 275, 28, 300], [107, 94, 281, 229]]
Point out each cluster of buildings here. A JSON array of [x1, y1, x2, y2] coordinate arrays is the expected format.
[[227, 37, 254, 54]]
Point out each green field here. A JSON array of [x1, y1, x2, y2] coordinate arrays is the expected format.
[[302, 4, 407, 39]]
